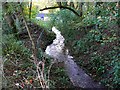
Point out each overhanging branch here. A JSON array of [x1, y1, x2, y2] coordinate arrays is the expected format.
[[40, 6, 81, 17]]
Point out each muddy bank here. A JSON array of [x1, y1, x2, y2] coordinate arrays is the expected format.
[[19, 22, 56, 51]]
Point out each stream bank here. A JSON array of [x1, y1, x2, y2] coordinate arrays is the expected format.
[[45, 27, 105, 89]]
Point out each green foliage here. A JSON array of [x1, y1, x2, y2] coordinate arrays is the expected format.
[[73, 29, 102, 54], [73, 28, 119, 88], [82, 14, 96, 25], [50, 66, 73, 88], [49, 9, 77, 28], [34, 19, 52, 30], [2, 34, 31, 62], [47, 9, 80, 42], [98, 48, 120, 88], [46, 2, 119, 88], [73, 39, 88, 53], [3, 3, 19, 14], [2, 18, 13, 34], [96, 3, 117, 28], [23, 3, 39, 20], [35, 9, 79, 41], [75, 40, 119, 88], [2, 2, 119, 88]]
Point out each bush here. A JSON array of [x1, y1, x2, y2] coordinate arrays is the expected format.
[[2, 34, 31, 60], [48, 9, 78, 31]]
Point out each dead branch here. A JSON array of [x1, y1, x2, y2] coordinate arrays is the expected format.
[[40, 6, 81, 17], [47, 61, 54, 87], [36, 61, 48, 89], [19, 3, 38, 64], [19, 3, 51, 89]]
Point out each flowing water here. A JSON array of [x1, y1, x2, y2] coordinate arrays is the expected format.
[[45, 27, 105, 88]]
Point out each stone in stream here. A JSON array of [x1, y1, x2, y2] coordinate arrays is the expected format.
[[45, 26, 105, 89]]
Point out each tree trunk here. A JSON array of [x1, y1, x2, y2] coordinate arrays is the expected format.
[[70, 2, 75, 8], [62, 1, 67, 6], [86, 2, 89, 11], [77, 2, 83, 17], [29, 0, 32, 20], [56, 1, 62, 10]]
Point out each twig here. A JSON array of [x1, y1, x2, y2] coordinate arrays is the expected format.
[[36, 61, 48, 89], [37, 29, 44, 48], [19, 4, 38, 64], [47, 61, 54, 87], [18, 3, 50, 89], [36, 65, 44, 88]]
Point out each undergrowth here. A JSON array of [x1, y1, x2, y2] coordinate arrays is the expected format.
[[43, 6, 120, 88]]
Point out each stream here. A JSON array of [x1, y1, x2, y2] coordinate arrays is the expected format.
[[45, 27, 105, 89]]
